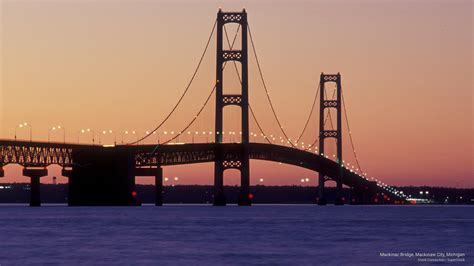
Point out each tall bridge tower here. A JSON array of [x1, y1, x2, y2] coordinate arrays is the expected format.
[[318, 73, 344, 205], [214, 9, 251, 206]]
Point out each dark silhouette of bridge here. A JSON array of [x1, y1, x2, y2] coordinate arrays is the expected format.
[[0, 9, 407, 206]]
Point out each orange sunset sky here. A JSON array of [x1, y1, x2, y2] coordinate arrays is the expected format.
[[0, 0, 472, 187]]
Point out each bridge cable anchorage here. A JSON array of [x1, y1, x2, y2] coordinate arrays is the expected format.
[[127, 19, 217, 145], [148, 22, 242, 151], [304, 89, 336, 151], [223, 25, 272, 145], [341, 88, 363, 173], [248, 24, 304, 149]]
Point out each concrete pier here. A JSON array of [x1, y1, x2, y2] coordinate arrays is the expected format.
[[135, 167, 163, 206], [23, 168, 48, 207]]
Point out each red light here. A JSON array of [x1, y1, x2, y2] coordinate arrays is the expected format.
[[131, 191, 137, 197], [248, 193, 254, 199], [374, 198, 379, 203]]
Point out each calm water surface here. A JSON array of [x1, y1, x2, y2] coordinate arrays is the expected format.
[[0, 205, 472, 265]]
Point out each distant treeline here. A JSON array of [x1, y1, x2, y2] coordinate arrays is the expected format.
[[0, 183, 472, 204]]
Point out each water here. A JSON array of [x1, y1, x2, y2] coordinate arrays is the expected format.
[[0, 205, 472, 265]]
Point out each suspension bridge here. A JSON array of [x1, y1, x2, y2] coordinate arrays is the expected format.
[[0, 9, 408, 206]]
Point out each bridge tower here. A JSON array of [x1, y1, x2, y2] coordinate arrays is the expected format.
[[318, 73, 344, 205], [214, 9, 251, 206]]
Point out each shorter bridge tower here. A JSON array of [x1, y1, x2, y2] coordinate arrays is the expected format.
[[214, 9, 251, 206], [318, 73, 344, 205]]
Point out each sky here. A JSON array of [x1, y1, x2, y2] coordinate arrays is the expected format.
[[0, 0, 472, 187]]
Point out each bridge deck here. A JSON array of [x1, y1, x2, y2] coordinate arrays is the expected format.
[[0, 140, 404, 202]]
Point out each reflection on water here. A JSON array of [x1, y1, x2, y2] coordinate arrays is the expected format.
[[0, 205, 472, 265]]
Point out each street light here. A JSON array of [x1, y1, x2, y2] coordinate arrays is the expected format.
[[58, 126, 66, 143], [300, 178, 310, 184], [188, 131, 193, 143], [154, 131, 159, 144], [48, 125, 65, 143], [48, 127, 55, 142], [122, 130, 129, 144], [99, 130, 114, 145], [132, 131, 137, 143], [77, 128, 93, 144], [14, 124, 20, 140], [15, 122, 32, 141], [145, 131, 150, 141], [77, 129, 84, 143], [99, 130, 106, 144], [88, 129, 95, 145]]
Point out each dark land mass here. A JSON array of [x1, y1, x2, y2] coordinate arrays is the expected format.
[[0, 183, 472, 204]]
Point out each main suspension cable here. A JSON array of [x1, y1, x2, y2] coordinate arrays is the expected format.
[[149, 22, 241, 149], [342, 88, 363, 173], [295, 83, 319, 143], [304, 89, 336, 151], [248, 24, 297, 148], [128, 19, 217, 145], [249, 104, 272, 144], [159, 85, 216, 145]]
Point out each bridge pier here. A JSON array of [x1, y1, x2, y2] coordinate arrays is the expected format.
[[135, 167, 163, 206], [69, 146, 136, 206], [213, 159, 226, 206], [350, 187, 362, 205], [213, 144, 227, 206], [61, 168, 73, 178], [61, 168, 73, 205], [317, 174, 327, 205], [350, 182, 378, 205], [238, 152, 251, 206], [23, 168, 48, 207], [155, 168, 163, 206], [335, 180, 344, 205]]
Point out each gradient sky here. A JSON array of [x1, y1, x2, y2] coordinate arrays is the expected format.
[[1, 0, 472, 187]]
